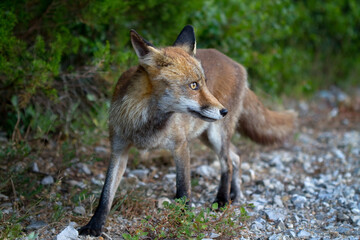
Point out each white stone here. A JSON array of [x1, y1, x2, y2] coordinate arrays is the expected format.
[[56, 225, 80, 240]]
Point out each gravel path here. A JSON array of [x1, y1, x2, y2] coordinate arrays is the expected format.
[[54, 88, 360, 240]]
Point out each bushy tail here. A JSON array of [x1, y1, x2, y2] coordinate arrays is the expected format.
[[238, 88, 297, 145]]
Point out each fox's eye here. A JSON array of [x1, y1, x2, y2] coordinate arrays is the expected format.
[[189, 82, 199, 90]]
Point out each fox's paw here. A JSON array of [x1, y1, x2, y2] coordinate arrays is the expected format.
[[78, 223, 102, 236], [213, 197, 230, 209]]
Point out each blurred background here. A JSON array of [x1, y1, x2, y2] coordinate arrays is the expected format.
[[1, 0, 360, 144]]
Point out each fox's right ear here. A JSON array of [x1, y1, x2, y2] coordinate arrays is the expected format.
[[173, 25, 196, 55], [130, 30, 157, 58]]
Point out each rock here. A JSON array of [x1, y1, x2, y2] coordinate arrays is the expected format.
[[269, 234, 282, 240], [351, 215, 360, 226], [209, 233, 220, 238], [241, 162, 251, 171], [263, 209, 287, 221], [291, 195, 307, 208], [328, 107, 338, 119], [341, 131, 360, 148], [41, 176, 54, 185], [95, 146, 108, 154], [163, 173, 176, 181], [91, 177, 103, 186], [56, 225, 80, 240], [243, 169, 255, 181], [97, 173, 105, 179], [130, 169, 150, 180], [297, 230, 311, 238], [157, 197, 171, 209], [68, 180, 86, 189], [241, 174, 251, 183], [250, 218, 265, 231], [32, 162, 39, 172], [285, 230, 296, 238], [0, 193, 9, 201], [275, 219, 286, 231], [317, 90, 335, 104], [77, 163, 91, 175], [263, 178, 284, 192], [332, 148, 345, 160], [298, 133, 322, 147], [251, 197, 268, 211], [73, 206, 86, 215], [336, 226, 351, 235], [195, 165, 217, 178], [26, 220, 47, 230], [298, 101, 309, 114], [351, 208, 360, 214]]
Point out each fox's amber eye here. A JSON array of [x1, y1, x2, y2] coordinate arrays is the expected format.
[[189, 82, 199, 90]]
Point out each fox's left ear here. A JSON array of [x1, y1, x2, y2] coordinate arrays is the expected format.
[[173, 25, 196, 55]]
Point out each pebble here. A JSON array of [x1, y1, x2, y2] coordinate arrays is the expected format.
[[32, 162, 39, 172], [68, 180, 86, 189], [91, 177, 103, 186], [130, 169, 150, 180], [73, 206, 86, 215], [157, 197, 171, 209], [41, 176, 54, 185], [56, 225, 79, 240], [195, 165, 217, 178], [332, 148, 346, 160], [94, 146, 108, 154], [263, 209, 287, 221], [163, 173, 176, 181], [297, 230, 311, 238], [26, 220, 47, 230], [291, 195, 307, 208], [0, 193, 9, 201], [77, 163, 91, 175]]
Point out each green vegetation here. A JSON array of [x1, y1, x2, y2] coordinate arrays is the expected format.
[[1, 0, 360, 142], [123, 198, 250, 240]]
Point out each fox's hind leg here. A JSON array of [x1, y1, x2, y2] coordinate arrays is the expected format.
[[79, 135, 130, 236]]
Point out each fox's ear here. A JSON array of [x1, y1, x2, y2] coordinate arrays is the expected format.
[[130, 29, 156, 58], [173, 25, 196, 55]]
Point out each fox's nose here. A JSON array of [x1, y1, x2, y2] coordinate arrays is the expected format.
[[220, 108, 228, 117]]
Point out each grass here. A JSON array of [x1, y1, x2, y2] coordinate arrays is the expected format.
[[123, 198, 251, 240], [0, 136, 105, 239]]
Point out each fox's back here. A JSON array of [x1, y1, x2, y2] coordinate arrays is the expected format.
[[196, 49, 248, 127]]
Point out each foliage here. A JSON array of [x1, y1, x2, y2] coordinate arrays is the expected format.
[[0, 0, 359, 144], [123, 198, 250, 239]]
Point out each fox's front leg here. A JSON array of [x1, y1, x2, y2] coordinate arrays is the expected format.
[[79, 140, 130, 236], [215, 151, 233, 207], [173, 141, 191, 201]]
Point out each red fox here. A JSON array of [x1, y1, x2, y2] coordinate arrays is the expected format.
[[79, 25, 296, 236]]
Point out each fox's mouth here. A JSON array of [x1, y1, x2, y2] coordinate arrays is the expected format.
[[187, 109, 218, 122]]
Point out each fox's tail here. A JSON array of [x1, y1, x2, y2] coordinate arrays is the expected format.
[[238, 88, 297, 145]]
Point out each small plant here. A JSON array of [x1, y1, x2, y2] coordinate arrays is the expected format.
[[123, 198, 250, 239]]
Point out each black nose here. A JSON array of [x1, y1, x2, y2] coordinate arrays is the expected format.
[[220, 108, 228, 117]]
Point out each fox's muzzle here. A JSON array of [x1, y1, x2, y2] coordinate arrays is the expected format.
[[188, 106, 228, 122]]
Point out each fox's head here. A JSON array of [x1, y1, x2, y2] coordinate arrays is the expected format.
[[130, 25, 227, 122]]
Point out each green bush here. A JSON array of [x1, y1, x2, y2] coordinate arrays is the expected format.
[[0, 0, 359, 141]]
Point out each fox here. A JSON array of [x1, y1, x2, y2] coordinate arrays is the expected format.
[[79, 25, 296, 236]]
